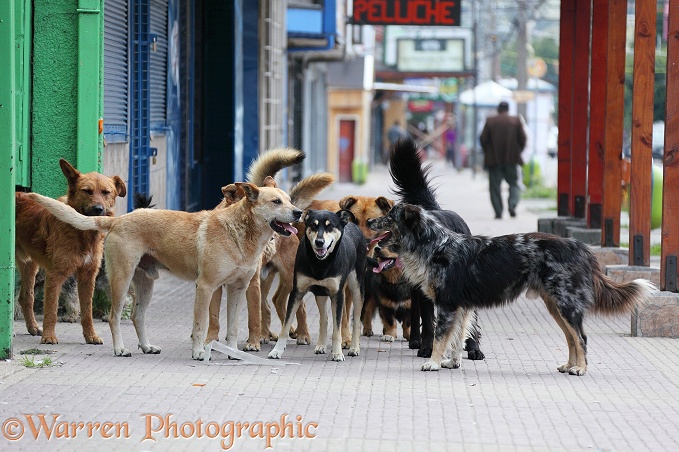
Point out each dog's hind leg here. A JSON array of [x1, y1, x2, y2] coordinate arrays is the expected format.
[[131, 269, 160, 354], [314, 296, 329, 355], [207, 286, 223, 343], [422, 306, 459, 371], [409, 290, 422, 350], [16, 259, 42, 336], [341, 286, 352, 349], [542, 294, 587, 375], [244, 268, 262, 352], [441, 308, 472, 369], [268, 289, 305, 359], [464, 310, 485, 360], [361, 293, 377, 337], [379, 305, 397, 342], [259, 269, 276, 342], [417, 292, 435, 358], [225, 282, 248, 355], [347, 274, 363, 357], [75, 264, 104, 344], [329, 295, 345, 361]]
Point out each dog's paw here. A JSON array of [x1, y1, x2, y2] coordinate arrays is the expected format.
[[314, 345, 326, 354], [296, 335, 311, 345], [341, 340, 351, 349], [85, 335, 103, 345], [568, 366, 587, 376], [59, 314, 80, 323], [381, 335, 395, 343], [467, 349, 485, 360], [348, 348, 360, 357], [288, 327, 298, 340], [140, 344, 161, 354], [206, 333, 219, 343], [243, 342, 261, 352], [192, 349, 206, 361], [40, 335, 58, 345], [331, 352, 345, 362], [114, 347, 132, 357], [268, 332, 279, 342], [268, 349, 284, 359], [421, 360, 441, 371], [557, 363, 574, 373], [27, 325, 43, 337], [417, 347, 433, 358], [362, 328, 374, 337], [441, 358, 460, 369], [409, 339, 420, 350]]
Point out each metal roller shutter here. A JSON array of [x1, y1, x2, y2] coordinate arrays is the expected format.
[[103, 0, 129, 140], [150, 0, 168, 127]]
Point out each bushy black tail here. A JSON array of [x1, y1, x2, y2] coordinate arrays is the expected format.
[[133, 193, 155, 209], [389, 138, 440, 210]]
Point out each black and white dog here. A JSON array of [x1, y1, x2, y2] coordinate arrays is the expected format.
[[389, 138, 484, 360], [368, 203, 656, 376], [269, 210, 366, 361]]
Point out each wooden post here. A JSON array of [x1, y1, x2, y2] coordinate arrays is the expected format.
[[570, 0, 591, 219], [557, 1, 576, 217], [662, 0, 679, 292], [601, 0, 627, 247], [629, 0, 656, 267], [587, 0, 608, 230]]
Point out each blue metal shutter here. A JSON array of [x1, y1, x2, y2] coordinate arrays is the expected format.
[[150, 0, 168, 128], [103, 0, 129, 141]]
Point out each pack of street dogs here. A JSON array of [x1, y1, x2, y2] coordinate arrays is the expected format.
[[18, 138, 656, 375]]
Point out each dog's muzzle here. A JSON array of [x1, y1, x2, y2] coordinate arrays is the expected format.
[[270, 221, 298, 237]]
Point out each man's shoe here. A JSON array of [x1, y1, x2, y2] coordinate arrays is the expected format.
[[509, 209, 516, 218], [495, 214, 502, 220]]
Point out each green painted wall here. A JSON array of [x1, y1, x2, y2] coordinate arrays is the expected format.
[[31, 0, 79, 197]]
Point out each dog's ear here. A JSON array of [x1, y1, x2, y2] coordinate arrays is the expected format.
[[337, 209, 355, 226], [375, 196, 394, 214], [221, 184, 244, 204], [112, 175, 127, 198], [235, 182, 260, 202], [303, 209, 316, 224], [402, 205, 422, 235], [262, 176, 277, 188], [59, 159, 81, 186], [338, 196, 357, 211]]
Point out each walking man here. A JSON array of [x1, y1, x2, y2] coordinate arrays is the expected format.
[[479, 101, 527, 219]]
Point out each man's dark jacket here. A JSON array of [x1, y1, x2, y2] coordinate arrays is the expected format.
[[479, 112, 527, 167]]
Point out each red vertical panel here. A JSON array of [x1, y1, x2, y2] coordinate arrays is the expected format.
[[601, 0, 627, 247], [557, 1, 576, 217], [662, 0, 679, 291], [571, 0, 591, 218], [629, 0, 656, 267], [587, 0, 608, 229]]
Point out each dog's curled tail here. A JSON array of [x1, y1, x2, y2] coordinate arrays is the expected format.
[[289, 172, 335, 210], [26, 193, 113, 232], [389, 137, 440, 210], [593, 275, 656, 316], [247, 147, 305, 186]]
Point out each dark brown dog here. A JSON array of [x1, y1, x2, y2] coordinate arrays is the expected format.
[[15, 159, 126, 344]]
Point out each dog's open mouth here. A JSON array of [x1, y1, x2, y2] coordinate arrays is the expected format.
[[270, 221, 298, 237], [372, 256, 403, 273], [369, 231, 392, 247], [313, 242, 332, 259]]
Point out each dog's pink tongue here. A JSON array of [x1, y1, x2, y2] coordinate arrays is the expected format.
[[373, 259, 392, 273], [281, 223, 298, 235]]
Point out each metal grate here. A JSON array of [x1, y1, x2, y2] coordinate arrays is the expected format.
[[103, 0, 129, 140], [259, 0, 286, 152]]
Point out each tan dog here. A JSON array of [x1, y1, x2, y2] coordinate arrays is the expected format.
[[27, 178, 302, 360], [206, 149, 334, 351], [15, 159, 127, 345]]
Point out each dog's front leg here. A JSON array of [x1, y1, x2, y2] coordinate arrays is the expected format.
[[75, 265, 103, 344], [191, 282, 219, 360], [441, 308, 471, 369], [330, 295, 345, 362], [206, 286, 223, 343], [41, 272, 68, 344], [348, 275, 363, 357], [314, 296, 329, 355], [244, 268, 262, 351], [268, 288, 304, 359], [422, 306, 457, 371]]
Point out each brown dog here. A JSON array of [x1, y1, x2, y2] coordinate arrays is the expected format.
[[15, 159, 127, 345], [338, 195, 412, 341], [28, 178, 302, 360]]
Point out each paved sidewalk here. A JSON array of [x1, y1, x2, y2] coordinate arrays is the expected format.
[[2, 158, 679, 451]]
